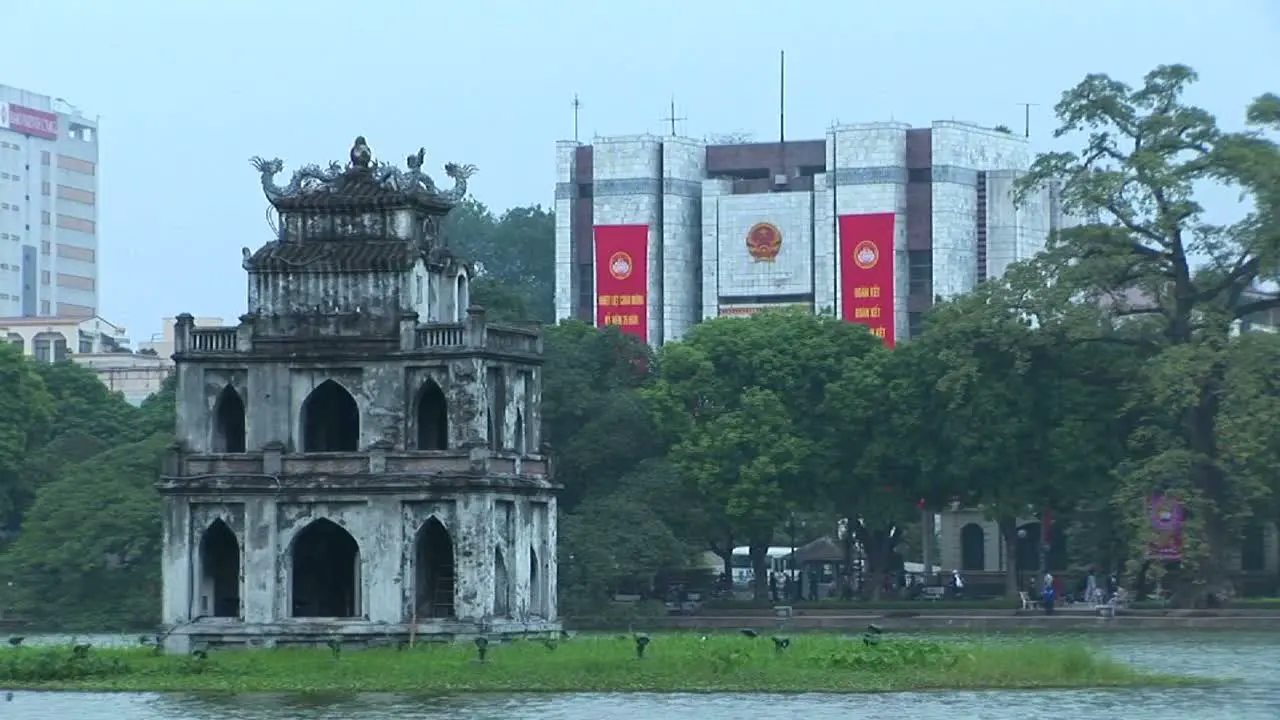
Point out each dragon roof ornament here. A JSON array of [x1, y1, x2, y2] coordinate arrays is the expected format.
[[249, 136, 477, 209]]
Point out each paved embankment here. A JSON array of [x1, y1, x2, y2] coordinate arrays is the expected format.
[[598, 607, 1280, 632]]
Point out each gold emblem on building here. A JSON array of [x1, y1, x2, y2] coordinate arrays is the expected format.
[[746, 222, 782, 262]]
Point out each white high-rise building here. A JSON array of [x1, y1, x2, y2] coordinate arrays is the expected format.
[[0, 84, 100, 318]]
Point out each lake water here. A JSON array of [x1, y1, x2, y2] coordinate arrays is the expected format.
[[4, 632, 1279, 719]]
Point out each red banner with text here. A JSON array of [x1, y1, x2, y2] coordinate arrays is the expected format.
[[839, 213, 896, 347], [594, 224, 649, 343]]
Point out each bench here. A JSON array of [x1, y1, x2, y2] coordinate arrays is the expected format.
[[1019, 591, 1040, 610]]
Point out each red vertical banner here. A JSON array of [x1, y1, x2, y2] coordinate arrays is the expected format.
[[594, 225, 649, 343], [838, 213, 896, 347]]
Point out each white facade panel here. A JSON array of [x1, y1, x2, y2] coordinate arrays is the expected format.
[[713, 192, 814, 299], [553, 141, 577, 323], [660, 137, 705, 344], [700, 179, 732, 320]]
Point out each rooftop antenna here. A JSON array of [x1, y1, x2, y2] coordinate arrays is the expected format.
[[571, 94, 583, 143], [778, 50, 787, 187], [1018, 102, 1039, 138], [661, 97, 686, 136]]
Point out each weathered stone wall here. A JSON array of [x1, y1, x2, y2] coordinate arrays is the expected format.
[[825, 122, 909, 335], [591, 135, 663, 345], [711, 192, 815, 301], [660, 138, 705, 343], [930, 122, 1031, 300], [553, 141, 579, 323], [699, 178, 733, 320], [161, 492, 558, 627]]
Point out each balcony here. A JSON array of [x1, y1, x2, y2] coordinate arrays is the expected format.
[[168, 449, 548, 493], [172, 308, 541, 358]]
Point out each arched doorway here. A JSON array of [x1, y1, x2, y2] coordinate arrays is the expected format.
[[1242, 524, 1266, 572], [529, 546, 544, 618], [414, 518, 455, 618], [415, 379, 449, 450], [494, 547, 511, 617], [301, 380, 360, 452], [960, 523, 986, 571], [455, 274, 469, 321], [198, 519, 241, 618], [212, 384, 246, 453], [291, 518, 360, 617], [5, 333, 23, 352]]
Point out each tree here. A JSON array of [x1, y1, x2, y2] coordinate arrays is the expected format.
[[821, 338, 941, 598], [1015, 65, 1280, 605], [33, 360, 144, 446], [1, 433, 169, 629], [648, 310, 877, 599], [557, 460, 692, 611], [542, 320, 659, 512], [443, 199, 555, 322], [0, 344, 53, 533]]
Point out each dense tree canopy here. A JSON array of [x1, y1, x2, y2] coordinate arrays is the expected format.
[[2, 64, 1276, 629]]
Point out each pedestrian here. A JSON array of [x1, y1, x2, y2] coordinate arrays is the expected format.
[[1042, 573, 1056, 615]]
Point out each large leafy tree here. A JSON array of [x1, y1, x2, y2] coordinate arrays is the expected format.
[[0, 344, 54, 533], [1015, 65, 1280, 605], [542, 320, 659, 511], [2, 433, 169, 630], [648, 310, 878, 599], [443, 199, 555, 322]]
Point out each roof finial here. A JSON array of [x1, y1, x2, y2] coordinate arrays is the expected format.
[[350, 136, 372, 170]]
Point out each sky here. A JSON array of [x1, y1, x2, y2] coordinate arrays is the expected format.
[[4, 0, 1278, 341]]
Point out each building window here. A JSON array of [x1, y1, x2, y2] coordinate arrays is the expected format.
[[575, 263, 594, 316], [908, 250, 932, 295], [40, 300, 51, 314], [56, 273, 96, 291], [41, 151, 51, 166], [41, 241, 51, 255], [56, 302, 95, 317], [55, 215, 95, 234], [56, 185, 96, 205], [908, 311, 925, 339], [40, 270, 50, 285], [56, 155, 96, 175], [908, 168, 931, 183], [56, 244, 96, 262], [41, 181, 50, 196]]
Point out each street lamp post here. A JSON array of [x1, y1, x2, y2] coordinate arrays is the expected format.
[[1015, 528, 1027, 592], [787, 513, 798, 601]]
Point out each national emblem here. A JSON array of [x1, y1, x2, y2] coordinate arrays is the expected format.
[[608, 251, 633, 280], [746, 222, 783, 262], [852, 240, 879, 270]]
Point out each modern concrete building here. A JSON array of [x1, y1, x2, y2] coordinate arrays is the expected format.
[[159, 137, 557, 652], [555, 121, 1070, 346], [0, 85, 100, 318]]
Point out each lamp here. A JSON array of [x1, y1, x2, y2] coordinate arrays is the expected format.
[[771, 636, 791, 653], [326, 637, 342, 657], [474, 636, 490, 663], [633, 633, 651, 659]]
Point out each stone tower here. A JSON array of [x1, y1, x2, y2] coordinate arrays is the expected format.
[[158, 138, 559, 652]]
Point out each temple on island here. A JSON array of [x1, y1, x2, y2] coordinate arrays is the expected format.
[[157, 137, 559, 652]]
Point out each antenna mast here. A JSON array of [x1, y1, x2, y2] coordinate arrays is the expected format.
[[661, 97, 686, 136], [778, 50, 787, 188], [571, 94, 583, 143], [1018, 102, 1039, 138]]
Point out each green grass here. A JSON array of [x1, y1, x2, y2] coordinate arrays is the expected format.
[[0, 634, 1200, 693]]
